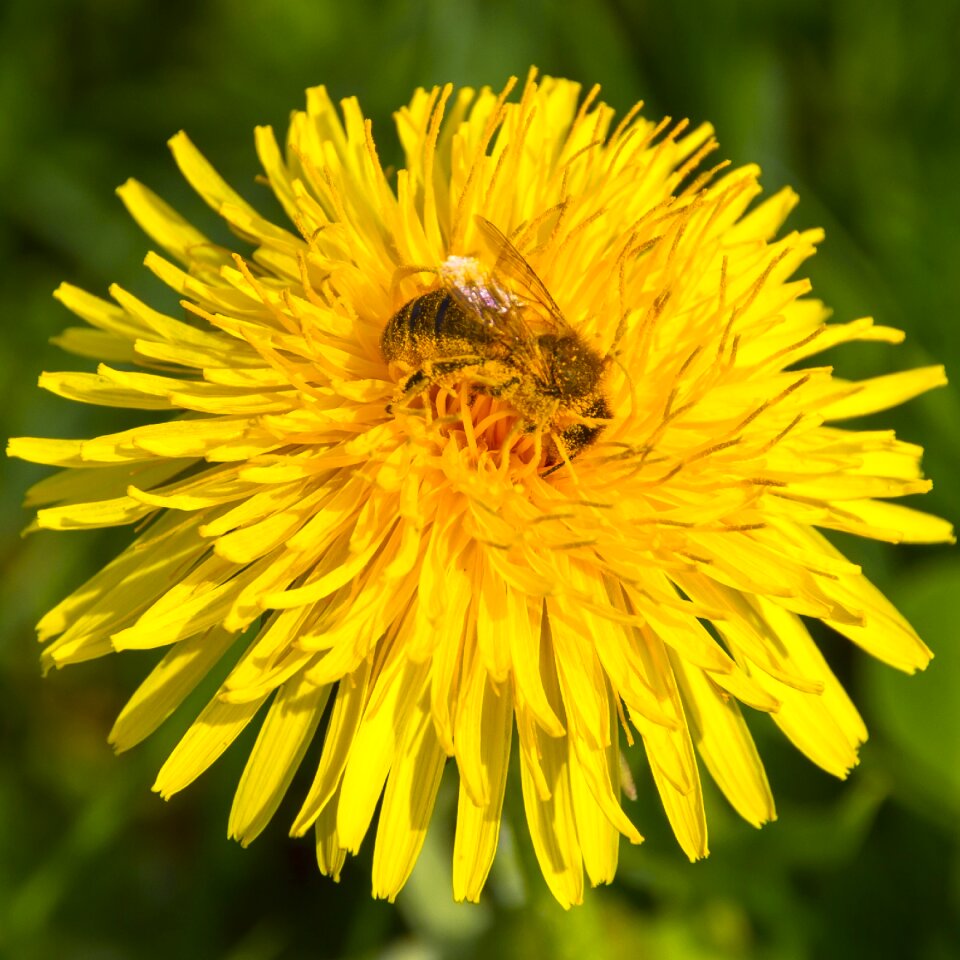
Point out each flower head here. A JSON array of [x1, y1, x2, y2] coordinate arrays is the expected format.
[[9, 70, 952, 907]]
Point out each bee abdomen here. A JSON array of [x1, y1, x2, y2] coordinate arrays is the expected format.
[[407, 289, 454, 336], [381, 288, 493, 364]]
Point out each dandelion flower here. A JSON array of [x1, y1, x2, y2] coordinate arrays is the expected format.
[[9, 71, 953, 908]]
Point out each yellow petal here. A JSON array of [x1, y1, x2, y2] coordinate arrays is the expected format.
[[39, 513, 207, 659], [110, 625, 238, 752], [671, 652, 775, 827], [452, 674, 513, 902], [117, 178, 223, 268], [632, 625, 708, 860], [153, 681, 269, 799], [314, 784, 347, 881], [111, 553, 245, 651], [569, 743, 620, 887], [336, 649, 430, 852], [822, 366, 947, 420], [229, 672, 330, 845], [291, 659, 372, 836], [38, 371, 176, 410], [515, 623, 584, 908], [35, 495, 155, 530], [828, 499, 955, 545], [24, 459, 190, 508], [371, 693, 446, 901]]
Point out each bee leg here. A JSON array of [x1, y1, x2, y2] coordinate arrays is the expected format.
[[542, 409, 610, 473], [431, 358, 483, 378], [541, 438, 570, 476], [387, 357, 487, 413], [400, 370, 429, 396], [460, 375, 518, 406], [386, 370, 429, 414], [484, 375, 520, 397]]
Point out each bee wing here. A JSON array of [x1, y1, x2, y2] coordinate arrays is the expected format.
[[440, 252, 551, 379], [474, 216, 575, 336]]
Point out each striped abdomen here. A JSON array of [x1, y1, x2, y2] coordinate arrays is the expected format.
[[380, 288, 499, 365]]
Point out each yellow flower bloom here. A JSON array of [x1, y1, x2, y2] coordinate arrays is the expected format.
[[9, 71, 953, 908]]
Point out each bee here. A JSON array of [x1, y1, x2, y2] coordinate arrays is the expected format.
[[381, 217, 612, 468]]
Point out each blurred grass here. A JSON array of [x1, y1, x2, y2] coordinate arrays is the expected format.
[[1, 1, 958, 957]]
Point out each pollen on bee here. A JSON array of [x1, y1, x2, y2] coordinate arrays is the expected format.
[[438, 255, 483, 286], [439, 255, 512, 316], [382, 230, 613, 474]]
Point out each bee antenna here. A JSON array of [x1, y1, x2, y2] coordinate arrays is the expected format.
[[607, 350, 631, 379], [390, 263, 437, 302]]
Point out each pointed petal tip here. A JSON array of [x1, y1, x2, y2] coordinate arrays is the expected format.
[[106, 727, 128, 754], [115, 177, 140, 199], [167, 130, 190, 150]]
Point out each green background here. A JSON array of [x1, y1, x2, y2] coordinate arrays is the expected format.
[[2, 1, 958, 957]]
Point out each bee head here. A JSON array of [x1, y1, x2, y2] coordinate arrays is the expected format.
[[538, 334, 604, 400]]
